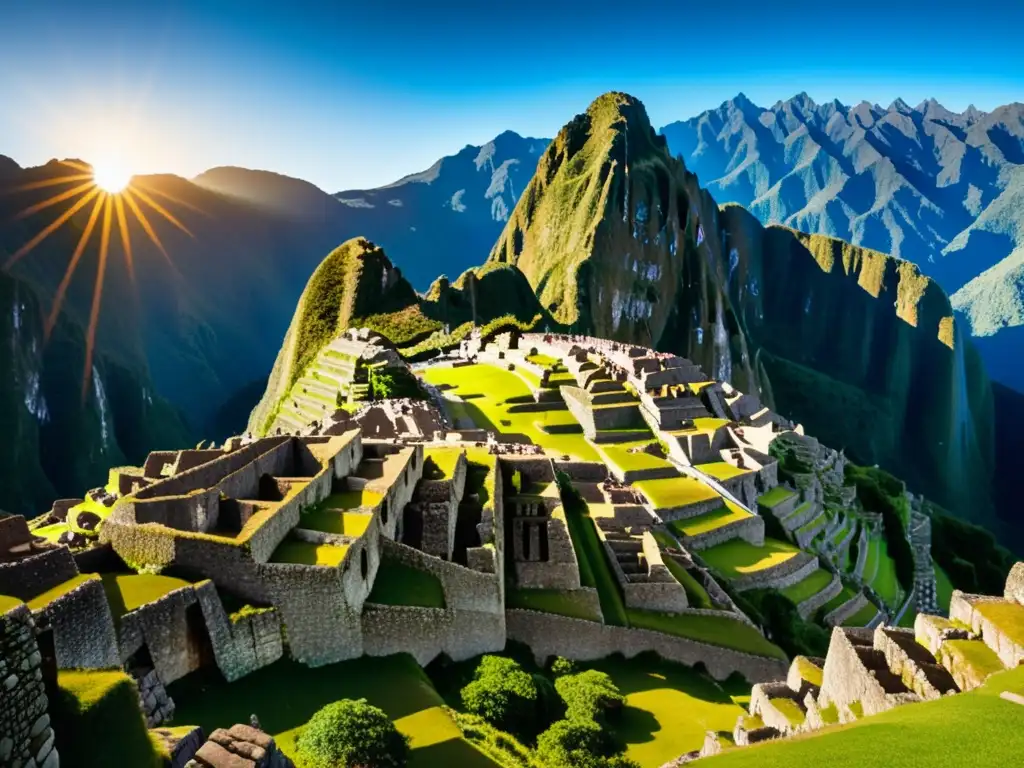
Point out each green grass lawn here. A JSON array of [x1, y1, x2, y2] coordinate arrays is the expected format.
[[422, 447, 464, 479], [505, 588, 601, 620], [862, 537, 881, 583], [869, 540, 900, 607], [270, 539, 349, 566], [841, 600, 880, 627], [974, 600, 1024, 646], [600, 441, 675, 473], [667, 417, 731, 436], [299, 507, 373, 537], [169, 654, 500, 768], [635, 476, 721, 510], [758, 486, 796, 509], [100, 574, 191, 620], [421, 364, 600, 461], [780, 569, 834, 606], [368, 559, 446, 608], [561, 496, 628, 626], [699, 462, 751, 481], [52, 669, 163, 768], [700, 665, 1024, 768], [670, 502, 752, 538], [26, 574, 97, 610], [626, 609, 786, 660], [934, 563, 954, 612], [699, 538, 800, 580], [585, 655, 747, 767], [821, 586, 859, 616]]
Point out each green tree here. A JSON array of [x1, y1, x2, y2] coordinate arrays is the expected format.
[[460, 656, 540, 737], [296, 698, 409, 768]]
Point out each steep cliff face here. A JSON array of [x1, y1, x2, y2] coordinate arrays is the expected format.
[[489, 92, 996, 522], [718, 206, 994, 517], [0, 270, 192, 515], [489, 92, 762, 395]]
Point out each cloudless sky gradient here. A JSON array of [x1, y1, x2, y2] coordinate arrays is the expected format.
[[1, 0, 1021, 191]]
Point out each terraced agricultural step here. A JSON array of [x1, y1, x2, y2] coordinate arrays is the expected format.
[[590, 391, 638, 405]]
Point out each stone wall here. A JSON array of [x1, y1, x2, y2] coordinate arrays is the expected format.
[[380, 538, 502, 614], [506, 610, 787, 683], [552, 461, 608, 483], [1006, 562, 1024, 605], [655, 496, 725, 522], [749, 681, 804, 734], [362, 605, 505, 664], [117, 585, 209, 685], [818, 627, 918, 717], [259, 563, 363, 666], [873, 626, 957, 699], [796, 572, 842, 620], [949, 592, 1024, 668], [824, 592, 871, 627], [0, 605, 57, 768], [193, 580, 283, 683], [0, 548, 79, 601], [33, 575, 120, 670], [730, 552, 819, 593], [685, 514, 765, 552]]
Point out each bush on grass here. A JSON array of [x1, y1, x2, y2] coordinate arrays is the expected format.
[[296, 698, 409, 768], [536, 719, 639, 768], [554, 670, 625, 725], [461, 656, 541, 738]]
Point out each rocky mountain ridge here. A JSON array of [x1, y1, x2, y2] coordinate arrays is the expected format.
[[661, 92, 1024, 392]]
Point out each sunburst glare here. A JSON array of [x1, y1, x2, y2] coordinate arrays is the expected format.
[[3, 158, 195, 398]]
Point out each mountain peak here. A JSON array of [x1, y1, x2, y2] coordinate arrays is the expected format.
[[889, 97, 912, 113]]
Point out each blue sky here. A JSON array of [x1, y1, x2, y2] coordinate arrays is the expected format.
[[1, 0, 1021, 191]]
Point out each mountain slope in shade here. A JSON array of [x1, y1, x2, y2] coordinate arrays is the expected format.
[[490, 91, 995, 524], [661, 93, 1024, 392], [334, 130, 549, 289], [0, 266, 192, 515]]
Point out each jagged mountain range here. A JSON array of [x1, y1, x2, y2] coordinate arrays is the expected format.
[[660, 93, 1024, 392]]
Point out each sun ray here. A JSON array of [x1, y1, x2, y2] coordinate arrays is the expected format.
[[13, 180, 96, 220], [4, 186, 102, 270], [5, 173, 94, 194], [82, 195, 113, 400], [113, 194, 135, 285], [122, 188, 173, 266], [132, 177, 208, 216], [59, 160, 92, 173], [45, 192, 105, 340], [129, 186, 194, 237]]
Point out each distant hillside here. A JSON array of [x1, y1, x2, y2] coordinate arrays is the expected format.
[[333, 131, 549, 289], [661, 93, 1024, 392]]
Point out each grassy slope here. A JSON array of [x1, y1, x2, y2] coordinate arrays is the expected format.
[[52, 669, 163, 768], [100, 573, 191, 620], [368, 559, 446, 609], [701, 665, 1024, 767], [169, 655, 499, 768], [421, 363, 600, 461]]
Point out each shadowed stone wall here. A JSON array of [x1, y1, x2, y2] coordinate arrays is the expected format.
[[506, 609, 786, 682], [0, 605, 57, 768]]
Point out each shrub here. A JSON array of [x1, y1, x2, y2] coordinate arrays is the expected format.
[[533, 673, 567, 727], [461, 656, 540, 737], [550, 657, 578, 677], [536, 719, 639, 768], [296, 698, 409, 768], [554, 671, 625, 724]]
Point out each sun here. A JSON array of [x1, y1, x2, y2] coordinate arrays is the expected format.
[[92, 162, 132, 193]]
